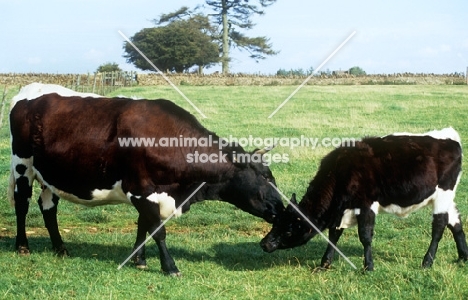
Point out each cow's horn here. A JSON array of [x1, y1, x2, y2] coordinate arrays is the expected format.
[[254, 144, 276, 155]]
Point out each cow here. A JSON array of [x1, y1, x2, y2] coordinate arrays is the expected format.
[[8, 83, 284, 276], [261, 128, 468, 271]]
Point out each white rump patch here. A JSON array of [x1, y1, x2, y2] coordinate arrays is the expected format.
[[388, 127, 461, 144], [147, 192, 182, 220], [433, 172, 462, 226], [11, 82, 102, 109]]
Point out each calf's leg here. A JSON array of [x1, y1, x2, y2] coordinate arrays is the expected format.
[[356, 208, 376, 271], [447, 214, 468, 263], [320, 228, 344, 269], [448, 220, 468, 262], [422, 213, 448, 268]]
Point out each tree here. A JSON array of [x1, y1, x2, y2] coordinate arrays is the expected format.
[[157, 2, 278, 74], [123, 17, 219, 73], [349, 66, 366, 75], [206, 0, 278, 73], [96, 62, 121, 73]]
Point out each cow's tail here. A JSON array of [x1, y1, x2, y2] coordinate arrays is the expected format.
[[7, 164, 15, 207]]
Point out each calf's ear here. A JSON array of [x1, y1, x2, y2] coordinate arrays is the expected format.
[[290, 193, 297, 205]]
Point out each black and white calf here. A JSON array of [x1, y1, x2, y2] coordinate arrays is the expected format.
[[261, 128, 468, 270], [9, 83, 284, 276]]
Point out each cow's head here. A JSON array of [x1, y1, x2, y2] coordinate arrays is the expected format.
[[260, 194, 314, 252], [219, 147, 284, 223]]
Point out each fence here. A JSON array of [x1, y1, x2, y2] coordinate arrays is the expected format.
[[0, 71, 137, 95]]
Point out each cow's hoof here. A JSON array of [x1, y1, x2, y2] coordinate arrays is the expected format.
[[17, 246, 30, 256]]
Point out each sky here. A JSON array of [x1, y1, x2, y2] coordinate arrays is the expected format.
[[1, 0, 467, 75]]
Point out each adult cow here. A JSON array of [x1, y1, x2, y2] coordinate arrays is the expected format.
[[8, 83, 284, 276], [261, 128, 468, 271]]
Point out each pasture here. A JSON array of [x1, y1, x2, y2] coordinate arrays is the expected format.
[[1, 84, 468, 299]]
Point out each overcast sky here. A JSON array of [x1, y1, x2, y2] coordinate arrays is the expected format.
[[1, 0, 467, 75]]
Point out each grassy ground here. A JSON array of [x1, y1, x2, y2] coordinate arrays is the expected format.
[[1, 85, 468, 299]]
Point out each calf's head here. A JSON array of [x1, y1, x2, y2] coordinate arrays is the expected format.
[[260, 194, 314, 252]]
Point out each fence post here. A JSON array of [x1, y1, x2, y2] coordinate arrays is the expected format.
[[466, 67, 468, 85], [92, 72, 98, 94], [0, 85, 7, 128]]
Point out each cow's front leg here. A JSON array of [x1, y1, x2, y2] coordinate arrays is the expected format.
[[422, 213, 448, 268], [130, 196, 180, 276], [356, 208, 376, 271], [320, 228, 344, 269], [132, 214, 148, 269], [38, 188, 68, 256]]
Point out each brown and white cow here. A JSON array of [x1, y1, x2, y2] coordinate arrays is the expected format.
[[8, 83, 284, 276], [261, 128, 468, 271]]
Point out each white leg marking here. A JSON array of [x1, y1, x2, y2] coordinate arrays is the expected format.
[[338, 208, 361, 229], [370, 202, 380, 216], [11, 155, 34, 188], [147, 192, 181, 220], [40, 187, 55, 210], [10, 155, 35, 204]]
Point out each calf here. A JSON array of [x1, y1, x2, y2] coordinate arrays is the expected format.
[[261, 128, 468, 270]]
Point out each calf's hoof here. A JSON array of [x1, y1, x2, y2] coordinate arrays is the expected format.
[[54, 245, 69, 257], [133, 256, 148, 269], [163, 270, 182, 277]]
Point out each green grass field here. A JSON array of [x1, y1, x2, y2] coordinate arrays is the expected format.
[[1, 85, 468, 299]]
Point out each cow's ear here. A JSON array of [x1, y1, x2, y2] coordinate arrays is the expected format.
[[229, 152, 247, 167], [253, 144, 276, 155]]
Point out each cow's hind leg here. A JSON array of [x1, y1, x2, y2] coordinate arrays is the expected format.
[[356, 208, 376, 271], [320, 228, 344, 269], [130, 196, 180, 276], [38, 186, 68, 256], [11, 157, 34, 255]]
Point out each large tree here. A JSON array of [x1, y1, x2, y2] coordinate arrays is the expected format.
[[123, 17, 219, 73], [157, 1, 278, 74]]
